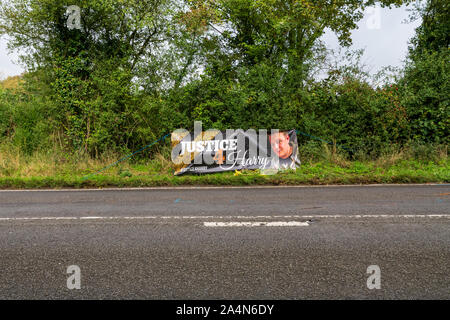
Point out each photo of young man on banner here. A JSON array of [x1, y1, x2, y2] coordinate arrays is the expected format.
[[268, 130, 301, 171]]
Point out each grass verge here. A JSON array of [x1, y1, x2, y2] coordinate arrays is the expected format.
[[0, 142, 448, 189], [0, 159, 448, 189]]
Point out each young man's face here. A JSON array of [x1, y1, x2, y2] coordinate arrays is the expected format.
[[269, 132, 292, 159]]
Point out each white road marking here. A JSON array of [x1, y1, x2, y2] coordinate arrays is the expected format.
[[0, 214, 449, 222], [204, 221, 310, 227]]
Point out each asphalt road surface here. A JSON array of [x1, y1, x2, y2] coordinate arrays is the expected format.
[[0, 185, 449, 299]]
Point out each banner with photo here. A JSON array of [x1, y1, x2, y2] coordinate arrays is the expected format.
[[171, 129, 301, 176]]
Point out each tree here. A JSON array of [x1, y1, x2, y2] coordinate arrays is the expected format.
[[184, 1, 410, 69], [401, 0, 449, 143], [407, 0, 449, 58], [0, 0, 177, 154], [171, 0, 412, 131]]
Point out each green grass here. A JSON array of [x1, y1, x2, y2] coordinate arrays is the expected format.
[[0, 159, 448, 189], [0, 142, 448, 189]]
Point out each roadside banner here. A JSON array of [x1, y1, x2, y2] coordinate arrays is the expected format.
[[171, 129, 301, 176]]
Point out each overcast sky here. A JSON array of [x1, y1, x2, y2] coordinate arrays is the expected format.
[[0, 4, 421, 80], [322, 4, 421, 74]]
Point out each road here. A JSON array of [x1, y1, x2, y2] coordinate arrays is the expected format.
[[0, 185, 449, 299]]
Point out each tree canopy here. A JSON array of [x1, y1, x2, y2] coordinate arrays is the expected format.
[[1, 0, 446, 158]]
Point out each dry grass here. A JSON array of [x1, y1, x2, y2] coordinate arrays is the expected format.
[[436, 144, 448, 160], [0, 144, 175, 178], [375, 149, 406, 168], [0, 145, 123, 178], [0, 75, 23, 91], [0, 142, 447, 182], [153, 153, 175, 174], [322, 143, 351, 168]]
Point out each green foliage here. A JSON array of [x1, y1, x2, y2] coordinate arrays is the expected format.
[[407, 0, 449, 59], [0, 0, 446, 163], [0, 85, 54, 154], [0, 0, 176, 155], [400, 49, 449, 143], [400, 0, 449, 144]]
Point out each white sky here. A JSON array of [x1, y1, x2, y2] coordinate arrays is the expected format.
[[0, 4, 421, 80], [321, 4, 421, 74]]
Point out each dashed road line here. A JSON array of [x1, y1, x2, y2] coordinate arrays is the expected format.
[[203, 221, 310, 227], [0, 214, 449, 222]]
